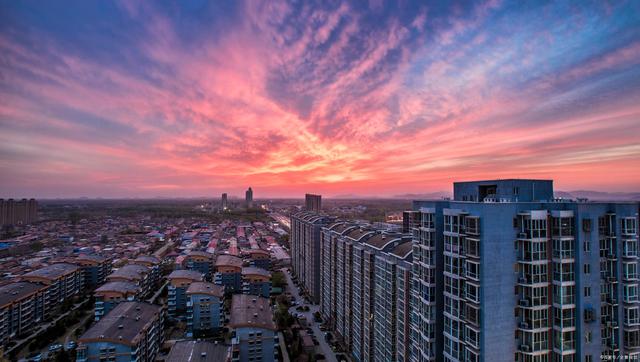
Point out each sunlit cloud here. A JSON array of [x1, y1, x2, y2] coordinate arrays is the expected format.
[[0, 1, 639, 198]]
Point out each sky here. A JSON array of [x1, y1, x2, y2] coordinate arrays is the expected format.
[[1, 1, 639, 198]]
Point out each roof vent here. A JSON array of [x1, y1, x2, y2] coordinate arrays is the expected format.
[[253, 313, 258, 318], [136, 316, 140, 321], [201, 352, 207, 358], [118, 324, 124, 329]]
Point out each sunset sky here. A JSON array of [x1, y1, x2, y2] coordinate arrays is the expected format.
[[1, 1, 639, 198]]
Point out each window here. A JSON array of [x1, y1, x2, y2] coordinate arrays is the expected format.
[[584, 287, 591, 297], [585, 331, 592, 343], [583, 241, 591, 253], [582, 219, 592, 232], [584, 263, 590, 274], [513, 187, 520, 195]]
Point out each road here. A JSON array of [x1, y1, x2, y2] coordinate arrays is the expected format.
[[271, 213, 291, 230], [281, 268, 337, 362]]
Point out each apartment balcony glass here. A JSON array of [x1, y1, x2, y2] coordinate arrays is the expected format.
[[553, 285, 575, 305], [519, 330, 549, 352], [553, 308, 575, 329], [518, 240, 547, 263], [624, 284, 639, 303], [552, 262, 575, 284], [623, 240, 639, 258], [553, 330, 575, 352], [552, 239, 575, 260], [552, 217, 574, 238], [622, 217, 638, 236]]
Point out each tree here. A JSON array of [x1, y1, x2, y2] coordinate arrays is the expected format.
[[271, 271, 286, 289]]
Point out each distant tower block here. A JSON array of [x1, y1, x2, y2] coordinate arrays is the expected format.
[[304, 194, 322, 211], [221, 193, 228, 210], [245, 187, 253, 209]]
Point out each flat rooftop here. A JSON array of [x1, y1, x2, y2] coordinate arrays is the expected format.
[[0, 282, 47, 308], [108, 264, 149, 280], [167, 270, 204, 281], [215, 255, 243, 268], [167, 340, 229, 362], [229, 294, 276, 331], [186, 282, 224, 297], [23, 263, 79, 280], [80, 302, 161, 346], [95, 281, 140, 295]]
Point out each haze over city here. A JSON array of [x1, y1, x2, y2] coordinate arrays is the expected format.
[[1, 1, 639, 198]]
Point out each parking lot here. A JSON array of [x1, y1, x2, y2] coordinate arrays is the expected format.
[[281, 267, 344, 362]]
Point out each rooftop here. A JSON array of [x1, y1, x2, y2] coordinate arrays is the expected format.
[[166, 340, 229, 362], [108, 264, 149, 281], [134, 255, 160, 265], [23, 263, 79, 281], [79, 302, 161, 346], [345, 228, 373, 241], [229, 294, 276, 331], [95, 281, 140, 295], [242, 267, 270, 278], [168, 269, 204, 281], [390, 242, 413, 260], [365, 233, 403, 250], [215, 255, 243, 268], [186, 282, 224, 297], [187, 250, 214, 259], [75, 254, 108, 263], [0, 282, 47, 308]]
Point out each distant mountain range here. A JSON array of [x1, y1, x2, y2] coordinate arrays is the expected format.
[[554, 191, 640, 201], [393, 190, 640, 201]]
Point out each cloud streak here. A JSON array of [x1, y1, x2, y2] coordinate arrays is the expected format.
[[1, 0, 639, 197]]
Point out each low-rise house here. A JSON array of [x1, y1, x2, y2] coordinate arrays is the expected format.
[[106, 264, 152, 298], [229, 294, 277, 362], [94, 281, 141, 321], [21, 262, 82, 308], [186, 282, 225, 337], [76, 302, 164, 362], [167, 270, 203, 318], [214, 255, 243, 293], [246, 249, 271, 270], [74, 255, 112, 290], [0, 282, 47, 345], [241, 267, 271, 298], [184, 251, 215, 281], [132, 255, 161, 287]]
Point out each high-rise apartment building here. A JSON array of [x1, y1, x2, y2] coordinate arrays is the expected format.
[[245, 187, 253, 209], [305, 194, 322, 211], [316, 178, 638, 362], [408, 179, 639, 362], [222, 193, 229, 210], [290, 211, 335, 303], [319, 222, 413, 362], [0, 198, 38, 226]]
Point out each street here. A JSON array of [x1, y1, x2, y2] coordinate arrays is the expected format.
[[281, 267, 338, 362]]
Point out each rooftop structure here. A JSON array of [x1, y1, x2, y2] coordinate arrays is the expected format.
[[166, 340, 229, 362], [22, 263, 79, 283], [186, 282, 224, 298], [229, 294, 276, 331], [79, 302, 162, 346]]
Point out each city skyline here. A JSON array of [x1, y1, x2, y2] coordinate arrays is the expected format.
[[1, 1, 640, 198]]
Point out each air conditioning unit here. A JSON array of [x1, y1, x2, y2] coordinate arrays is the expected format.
[[518, 277, 527, 284], [608, 277, 618, 283], [519, 299, 530, 307], [520, 344, 531, 352], [519, 321, 529, 329], [518, 233, 527, 239]]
